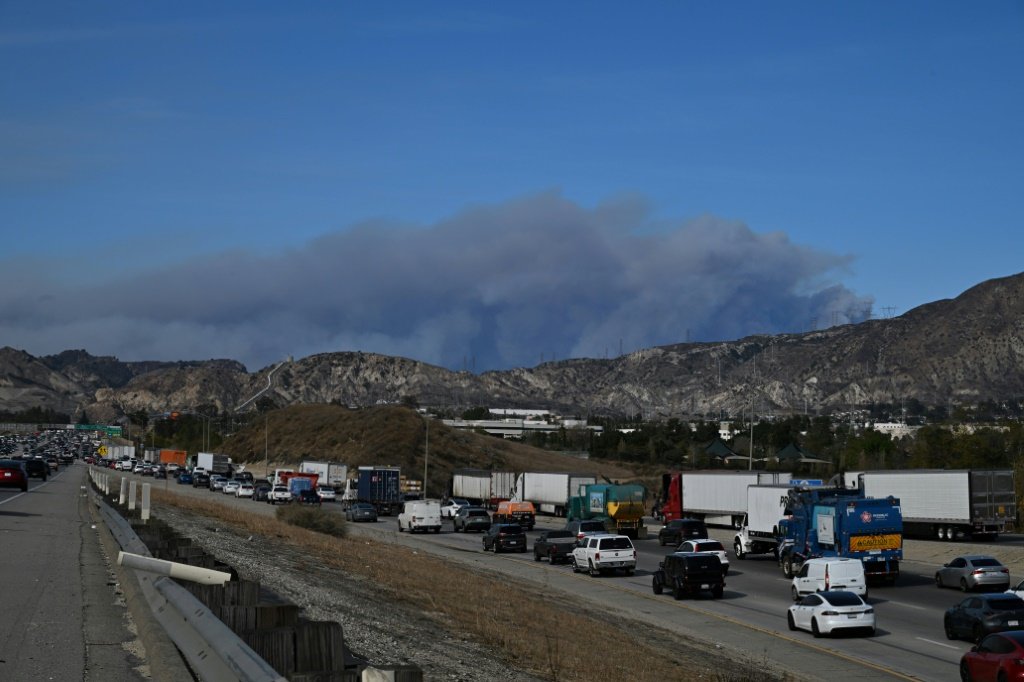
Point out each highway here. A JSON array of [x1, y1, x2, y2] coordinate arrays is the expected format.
[[128, 471, 1021, 681], [0, 463, 151, 682]]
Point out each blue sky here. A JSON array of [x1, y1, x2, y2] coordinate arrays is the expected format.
[[2, 2, 1022, 371]]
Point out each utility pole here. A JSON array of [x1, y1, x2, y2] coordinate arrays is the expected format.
[[748, 399, 754, 471], [423, 417, 429, 499]]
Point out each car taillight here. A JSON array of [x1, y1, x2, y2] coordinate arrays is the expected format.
[[595, 552, 601, 560], [633, 551, 637, 559], [821, 610, 840, 616]]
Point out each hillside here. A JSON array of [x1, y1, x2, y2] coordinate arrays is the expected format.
[[221, 404, 638, 493], [1, 271, 1022, 419]]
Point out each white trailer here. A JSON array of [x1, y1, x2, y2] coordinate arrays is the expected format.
[[490, 471, 518, 504], [859, 469, 1015, 540], [451, 469, 491, 503], [679, 471, 792, 527], [299, 461, 348, 487], [733, 484, 795, 559], [512, 472, 597, 516]]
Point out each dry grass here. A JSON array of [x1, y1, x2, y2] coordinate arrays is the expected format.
[[220, 404, 639, 493], [149, 489, 783, 681]]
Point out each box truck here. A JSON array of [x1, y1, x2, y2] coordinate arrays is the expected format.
[[856, 469, 1015, 541], [658, 471, 792, 526], [511, 472, 597, 516]]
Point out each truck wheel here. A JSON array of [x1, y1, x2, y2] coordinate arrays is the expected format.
[[589, 561, 600, 577], [533, 551, 542, 562], [571, 557, 580, 573], [734, 541, 746, 560], [652, 576, 663, 595], [672, 580, 684, 600], [947, 526, 957, 541], [782, 555, 795, 579]]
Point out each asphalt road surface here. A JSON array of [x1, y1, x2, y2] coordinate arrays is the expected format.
[[137, 472, 1023, 681]]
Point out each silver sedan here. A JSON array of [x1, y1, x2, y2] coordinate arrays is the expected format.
[[935, 555, 1010, 592]]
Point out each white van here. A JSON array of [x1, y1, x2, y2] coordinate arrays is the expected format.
[[397, 499, 442, 533], [791, 557, 867, 600]]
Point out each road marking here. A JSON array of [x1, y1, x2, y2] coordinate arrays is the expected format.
[[884, 600, 927, 611], [916, 637, 960, 651]]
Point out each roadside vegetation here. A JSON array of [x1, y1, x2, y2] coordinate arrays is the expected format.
[[151, 489, 792, 682]]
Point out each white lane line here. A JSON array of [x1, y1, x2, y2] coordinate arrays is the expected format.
[[884, 600, 928, 611], [916, 637, 960, 650]]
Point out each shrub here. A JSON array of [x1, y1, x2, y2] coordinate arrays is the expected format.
[[275, 504, 348, 538]]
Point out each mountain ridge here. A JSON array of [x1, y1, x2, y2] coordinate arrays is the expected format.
[[2, 272, 1021, 420]]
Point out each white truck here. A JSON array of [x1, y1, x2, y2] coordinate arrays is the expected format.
[[661, 471, 792, 527], [397, 499, 442, 533], [511, 472, 597, 516], [733, 484, 795, 560], [451, 469, 518, 508], [856, 469, 1015, 541], [299, 460, 349, 487], [196, 452, 232, 477], [571, 534, 637, 576]]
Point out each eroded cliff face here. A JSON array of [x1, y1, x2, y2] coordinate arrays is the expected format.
[[3, 272, 1022, 419]]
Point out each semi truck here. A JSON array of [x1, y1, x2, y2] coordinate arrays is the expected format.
[[567, 483, 647, 537], [733, 484, 798, 560], [196, 452, 232, 477], [299, 460, 348, 487], [777, 486, 903, 583], [511, 472, 597, 516], [658, 471, 793, 526], [854, 469, 1015, 541], [451, 469, 519, 508], [357, 466, 402, 515]]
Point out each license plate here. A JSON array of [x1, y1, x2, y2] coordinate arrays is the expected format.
[[848, 614, 858, 619], [1010, 620, 1019, 626], [701, 584, 710, 589], [2, 472, 10, 477]]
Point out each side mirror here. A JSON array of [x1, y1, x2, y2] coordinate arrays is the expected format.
[[970, 646, 979, 653], [942, 563, 949, 568]]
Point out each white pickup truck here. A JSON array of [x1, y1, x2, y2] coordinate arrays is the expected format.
[[268, 485, 292, 505], [571, 534, 637, 577]]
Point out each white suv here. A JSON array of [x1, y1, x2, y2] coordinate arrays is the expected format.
[[678, 538, 731, 576], [571, 534, 637, 577]]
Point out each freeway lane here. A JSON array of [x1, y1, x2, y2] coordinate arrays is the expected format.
[[140, 473, 999, 681], [0, 464, 152, 681]]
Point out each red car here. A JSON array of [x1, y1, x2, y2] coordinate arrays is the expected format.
[[0, 459, 29, 492], [961, 630, 1024, 681]]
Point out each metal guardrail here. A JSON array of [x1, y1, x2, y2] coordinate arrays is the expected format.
[[90, 472, 287, 682]]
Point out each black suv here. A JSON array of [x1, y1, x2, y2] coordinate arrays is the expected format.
[[24, 458, 49, 480], [483, 524, 527, 553], [192, 471, 210, 488], [652, 552, 725, 600], [657, 518, 708, 546], [454, 507, 492, 533]]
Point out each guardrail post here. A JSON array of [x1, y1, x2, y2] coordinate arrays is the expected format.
[[129, 480, 137, 511], [120, 477, 129, 505], [142, 483, 151, 522]]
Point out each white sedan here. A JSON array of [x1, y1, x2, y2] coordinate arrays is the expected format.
[[236, 482, 254, 498], [222, 481, 240, 495], [441, 498, 471, 518], [316, 486, 336, 501], [787, 590, 875, 637]]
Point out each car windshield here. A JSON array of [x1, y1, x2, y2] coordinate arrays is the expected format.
[[599, 537, 633, 550], [546, 530, 573, 538], [498, 525, 522, 533], [972, 558, 1002, 567], [697, 542, 724, 551], [467, 510, 488, 517], [987, 597, 1024, 611], [355, 504, 373, 510], [822, 592, 864, 606]]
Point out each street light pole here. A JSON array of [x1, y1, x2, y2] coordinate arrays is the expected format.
[[422, 416, 429, 499], [748, 398, 754, 471]]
